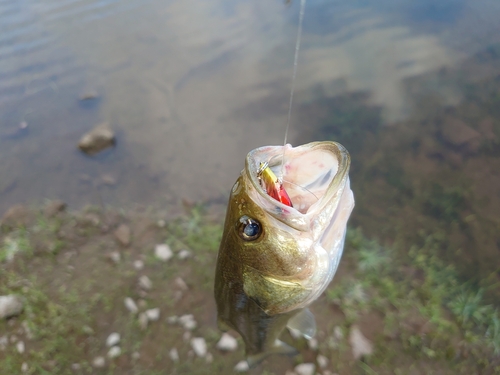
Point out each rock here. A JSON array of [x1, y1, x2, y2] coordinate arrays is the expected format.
[[190, 337, 207, 357], [78, 122, 115, 155], [133, 260, 144, 270], [114, 224, 131, 246], [1, 205, 32, 228], [178, 249, 192, 259], [92, 356, 106, 368], [155, 244, 173, 261], [138, 313, 148, 330], [178, 314, 197, 330], [138, 276, 152, 290], [21, 362, 28, 372], [145, 308, 160, 322], [307, 337, 318, 350], [169, 348, 179, 362], [107, 251, 121, 264], [173, 277, 188, 291], [317, 354, 328, 369], [216, 333, 238, 352], [124, 297, 138, 314], [234, 360, 250, 372], [294, 363, 315, 375], [441, 118, 481, 152], [0, 295, 24, 319], [349, 325, 373, 360], [44, 200, 66, 218], [131, 351, 140, 360], [16, 341, 25, 354], [107, 346, 121, 359], [0, 335, 8, 350], [106, 333, 120, 347], [79, 90, 99, 101]]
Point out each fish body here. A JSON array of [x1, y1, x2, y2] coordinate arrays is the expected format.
[[214, 141, 354, 366]]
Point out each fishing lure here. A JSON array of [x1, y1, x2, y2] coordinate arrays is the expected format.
[[257, 161, 293, 207]]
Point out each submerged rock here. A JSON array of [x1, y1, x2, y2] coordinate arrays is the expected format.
[[0, 295, 24, 319], [78, 122, 115, 155]]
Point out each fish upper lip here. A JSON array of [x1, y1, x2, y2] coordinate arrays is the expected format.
[[244, 141, 351, 230]]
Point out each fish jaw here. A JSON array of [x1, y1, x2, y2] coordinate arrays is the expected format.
[[214, 141, 354, 363]]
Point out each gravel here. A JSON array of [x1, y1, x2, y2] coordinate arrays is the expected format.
[[234, 360, 249, 372], [92, 356, 106, 368], [216, 333, 238, 352], [107, 346, 121, 359], [155, 244, 173, 261], [124, 297, 139, 314], [0, 295, 24, 319], [294, 363, 315, 375], [138, 275, 152, 290], [106, 333, 120, 347], [145, 308, 160, 321], [349, 325, 373, 360], [190, 337, 207, 357]]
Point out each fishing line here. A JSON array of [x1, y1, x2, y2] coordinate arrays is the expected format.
[[280, 0, 306, 180]]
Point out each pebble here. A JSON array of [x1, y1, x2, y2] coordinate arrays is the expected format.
[[178, 249, 192, 259], [190, 337, 207, 357], [0, 335, 7, 350], [21, 362, 28, 372], [307, 337, 318, 350], [92, 356, 106, 368], [78, 122, 115, 155], [114, 224, 131, 246], [138, 313, 149, 330], [139, 276, 152, 290], [317, 354, 328, 369], [124, 297, 139, 314], [155, 244, 173, 261], [216, 333, 238, 352], [178, 314, 197, 330], [107, 346, 121, 359], [294, 363, 315, 375], [16, 341, 25, 354], [108, 251, 121, 264], [131, 351, 141, 360], [349, 325, 373, 360], [145, 308, 160, 321], [169, 348, 179, 362], [173, 277, 188, 291], [106, 333, 120, 347], [0, 295, 24, 319], [234, 360, 250, 372], [133, 260, 144, 270]]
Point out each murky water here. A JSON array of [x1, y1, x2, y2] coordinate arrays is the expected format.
[[1, 0, 500, 282]]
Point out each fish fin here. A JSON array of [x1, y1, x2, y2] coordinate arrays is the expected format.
[[246, 340, 298, 368], [286, 308, 317, 340]]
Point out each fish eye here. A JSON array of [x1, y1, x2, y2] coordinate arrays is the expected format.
[[238, 216, 262, 241]]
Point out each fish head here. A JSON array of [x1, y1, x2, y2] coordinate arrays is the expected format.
[[215, 141, 355, 319]]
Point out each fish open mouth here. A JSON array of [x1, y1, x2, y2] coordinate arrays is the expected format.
[[248, 143, 343, 215]]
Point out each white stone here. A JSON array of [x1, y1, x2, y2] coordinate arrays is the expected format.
[[216, 333, 238, 352], [307, 337, 318, 350], [21, 362, 28, 372], [234, 360, 249, 372], [294, 363, 316, 375], [190, 337, 207, 357], [109, 251, 121, 264], [145, 308, 160, 321], [317, 354, 328, 369], [106, 333, 120, 347], [133, 260, 144, 270], [169, 348, 179, 362], [131, 351, 140, 360], [138, 275, 152, 290], [16, 341, 25, 354], [349, 325, 373, 360], [0, 295, 24, 319], [174, 277, 188, 291], [124, 297, 138, 314], [155, 244, 173, 261], [107, 346, 121, 359], [92, 356, 106, 368], [178, 249, 192, 259], [178, 314, 196, 330]]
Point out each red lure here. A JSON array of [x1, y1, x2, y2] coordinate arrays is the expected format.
[[257, 162, 293, 207]]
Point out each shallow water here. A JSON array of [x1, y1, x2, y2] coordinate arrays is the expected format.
[[1, 0, 500, 284]]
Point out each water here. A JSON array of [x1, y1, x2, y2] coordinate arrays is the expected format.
[[1, 0, 500, 284]]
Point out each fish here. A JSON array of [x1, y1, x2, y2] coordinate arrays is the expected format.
[[214, 141, 355, 366]]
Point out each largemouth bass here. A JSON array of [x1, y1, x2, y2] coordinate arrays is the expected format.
[[214, 141, 354, 366]]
